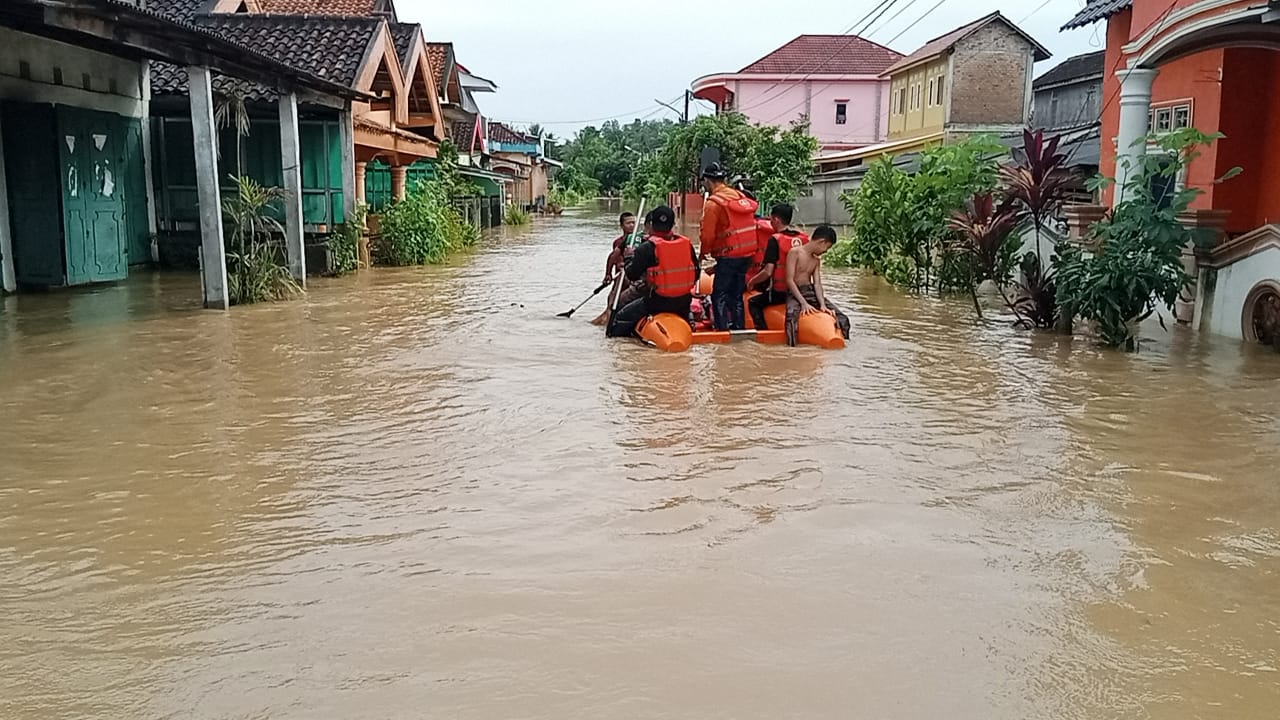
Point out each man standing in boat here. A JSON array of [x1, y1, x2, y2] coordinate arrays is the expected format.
[[699, 163, 758, 331], [606, 205, 699, 339], [747, 203, 809, 330]]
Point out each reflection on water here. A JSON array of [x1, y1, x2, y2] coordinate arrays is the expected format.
[[1, 206, 1278, 719]]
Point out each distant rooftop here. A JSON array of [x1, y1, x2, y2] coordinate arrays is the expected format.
[[1062, 0, 1133, 31], [1034, 51, 1106, 90], [738, 34, 903, 75]]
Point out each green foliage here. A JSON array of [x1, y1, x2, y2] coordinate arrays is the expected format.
[[1057, 128, 1228, 350], [504, 204, 531, 226], [660, 113, 760, 194], [326, 203, 365, 276], [435, 139, 482, 199], [744, 121, 819, 209], [221, 175, 301, 305], [559, 119, 676, 194], [375, 179, 478, 266], [837, 136, 1002, 293]]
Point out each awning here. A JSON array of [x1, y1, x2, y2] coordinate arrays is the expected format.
[[815, 131, 945, 167]]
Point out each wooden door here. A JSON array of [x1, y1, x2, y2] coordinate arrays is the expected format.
[[2, 102, 65, 286], [57, 106, 128, 285]]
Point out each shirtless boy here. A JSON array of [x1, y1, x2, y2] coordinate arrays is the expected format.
[[784, 225, 852, 347]]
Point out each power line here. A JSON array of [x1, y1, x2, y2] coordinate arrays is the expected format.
[[864, 0, 929, 38], [500, 98, 679, 127]]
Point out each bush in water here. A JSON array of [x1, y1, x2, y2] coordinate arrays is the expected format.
[[375, 180, 479, 266], [222, 175, 301, 305], [1056, 128, 1236, 351], [504, 205, 531, 226], [326, 203, 365, 276]]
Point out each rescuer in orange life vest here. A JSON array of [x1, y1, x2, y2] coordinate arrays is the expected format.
[[699, 163, 759, 331], [606, 205, 700, 339], [747, 202, 809, 330]]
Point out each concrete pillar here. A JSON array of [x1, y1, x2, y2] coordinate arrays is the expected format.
[[187, 66, 229, 310], [338, 108, 357, 222], [278, 91, 306, 284], [0, 110, 15, 293], [1113, 68, 1158, 204], [141, 60, 159, 261], [390, 165, 408, 201], [355, 161, 368, 205], [1176, 209, 1230, 325], [1064, 204, 1107, 246]]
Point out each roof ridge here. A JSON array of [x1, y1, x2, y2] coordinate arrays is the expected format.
[[920, 10, 1000, 45]]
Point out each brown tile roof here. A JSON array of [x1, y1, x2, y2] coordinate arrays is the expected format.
[[257, 0, 380, 14], [425, 42, 453, 96], [487, 121, 534, 145], [449, 114, 478, 152], [881, 12, 1050, 77], [738, 35, 903, 75]]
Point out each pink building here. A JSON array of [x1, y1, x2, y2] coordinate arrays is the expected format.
[[692, 35, 904, 151]]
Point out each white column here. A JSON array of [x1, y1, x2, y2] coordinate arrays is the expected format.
[[338, 107, 357, 223], [1113, 67, 1158, 205], [278, 91, 306, 284], [187, 66, 229, 310], [0, 110, 15, 293]]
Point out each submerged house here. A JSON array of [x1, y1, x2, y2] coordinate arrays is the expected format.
[[0, 0, 362, 309], [1062, 0, 1280, 345], [485, 121, 558, 211]]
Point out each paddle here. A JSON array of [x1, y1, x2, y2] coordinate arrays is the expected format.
[[557, 279, 614, 319]]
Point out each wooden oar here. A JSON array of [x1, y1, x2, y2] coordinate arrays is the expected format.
[[557, 279, 613, 319]]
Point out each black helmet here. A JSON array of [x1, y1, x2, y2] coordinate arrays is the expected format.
[[701, 162, 727, 180]]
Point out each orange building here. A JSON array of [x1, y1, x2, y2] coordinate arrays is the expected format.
[[1064, 0, 1280, 345]]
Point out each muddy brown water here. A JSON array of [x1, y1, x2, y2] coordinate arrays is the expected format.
[[1, 208, 1279, 719]]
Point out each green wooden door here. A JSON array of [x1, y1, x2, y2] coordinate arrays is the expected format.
[[2, 102, 65, 286], [57, 106, 128, 285], [121, 118, 151, 265]]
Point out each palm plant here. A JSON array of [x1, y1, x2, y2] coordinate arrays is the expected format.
[[949, 192, 1023, 322], [214, 91, 251, 178]]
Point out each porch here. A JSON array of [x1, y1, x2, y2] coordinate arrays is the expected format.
[[0, 0, 364, 310]]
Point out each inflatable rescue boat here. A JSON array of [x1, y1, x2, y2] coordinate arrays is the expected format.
[[635, 274, 845, 353]]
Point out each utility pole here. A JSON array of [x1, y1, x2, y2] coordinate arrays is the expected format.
[[683, 90, 690, 125]]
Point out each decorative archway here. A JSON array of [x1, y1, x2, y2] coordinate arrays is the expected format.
[[1242, 280, 1280, 348]]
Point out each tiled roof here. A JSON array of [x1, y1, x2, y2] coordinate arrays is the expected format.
[[391, 23, 419, 68], [196, 15, 379, 86], [449, 114, 478, 152], [881, 12, 1050, 77], [488, 121, 534, 145], [257, 0, 380, 14], [425, 42, 453, 96], [738, 34, 903, 75], [1034, 51, 1106, 90], [150, 15, 380, 97], [1062, 0, 1133, 30], [146, 0, 206, 22]]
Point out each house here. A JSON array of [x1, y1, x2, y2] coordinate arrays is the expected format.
[[0, 0, 361, 309], [147, 0, 447, 246], [815, 12, 1050, 173], [1061, 0, 1280, 345], [1032, 51, 1105, 131], [691, 35, 904, 151], [486, 121, 558, 210]]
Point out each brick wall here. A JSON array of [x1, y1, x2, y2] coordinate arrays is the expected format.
[[948, 22, 1031, 126]]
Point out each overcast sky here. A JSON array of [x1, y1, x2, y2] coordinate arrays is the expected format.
[[397, 0, 1101, 135]]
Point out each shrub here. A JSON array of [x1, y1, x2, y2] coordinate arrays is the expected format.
[[375, 180, 477, 266], [222, 175, 301, 305], [504, 204, 531, 226], [326, 203, 365, 276], [1056, 128, 1235, 350]]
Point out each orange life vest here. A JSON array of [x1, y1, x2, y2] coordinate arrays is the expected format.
[[647, 233, 698, 298], [771, 231, 810, 292], [749, 219, 773, 276], [707, 190, 760, 259]]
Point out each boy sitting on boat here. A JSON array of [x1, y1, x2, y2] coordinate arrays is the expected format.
[[784, 225, 851, 347]]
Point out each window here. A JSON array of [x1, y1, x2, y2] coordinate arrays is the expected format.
[[835, 102, 847, 125], [1147, 102, 1192, 135], [936, 76, 945, 106], [927, 78, 936, 107], [895, 88, 906, 115]]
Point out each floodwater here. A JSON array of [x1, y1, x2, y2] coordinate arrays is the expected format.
[[1, 207, 1278, 719]]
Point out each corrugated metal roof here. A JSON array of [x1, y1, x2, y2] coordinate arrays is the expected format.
[[1034, 51, 1106, 90], [1062, 0, 1133, 31]]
